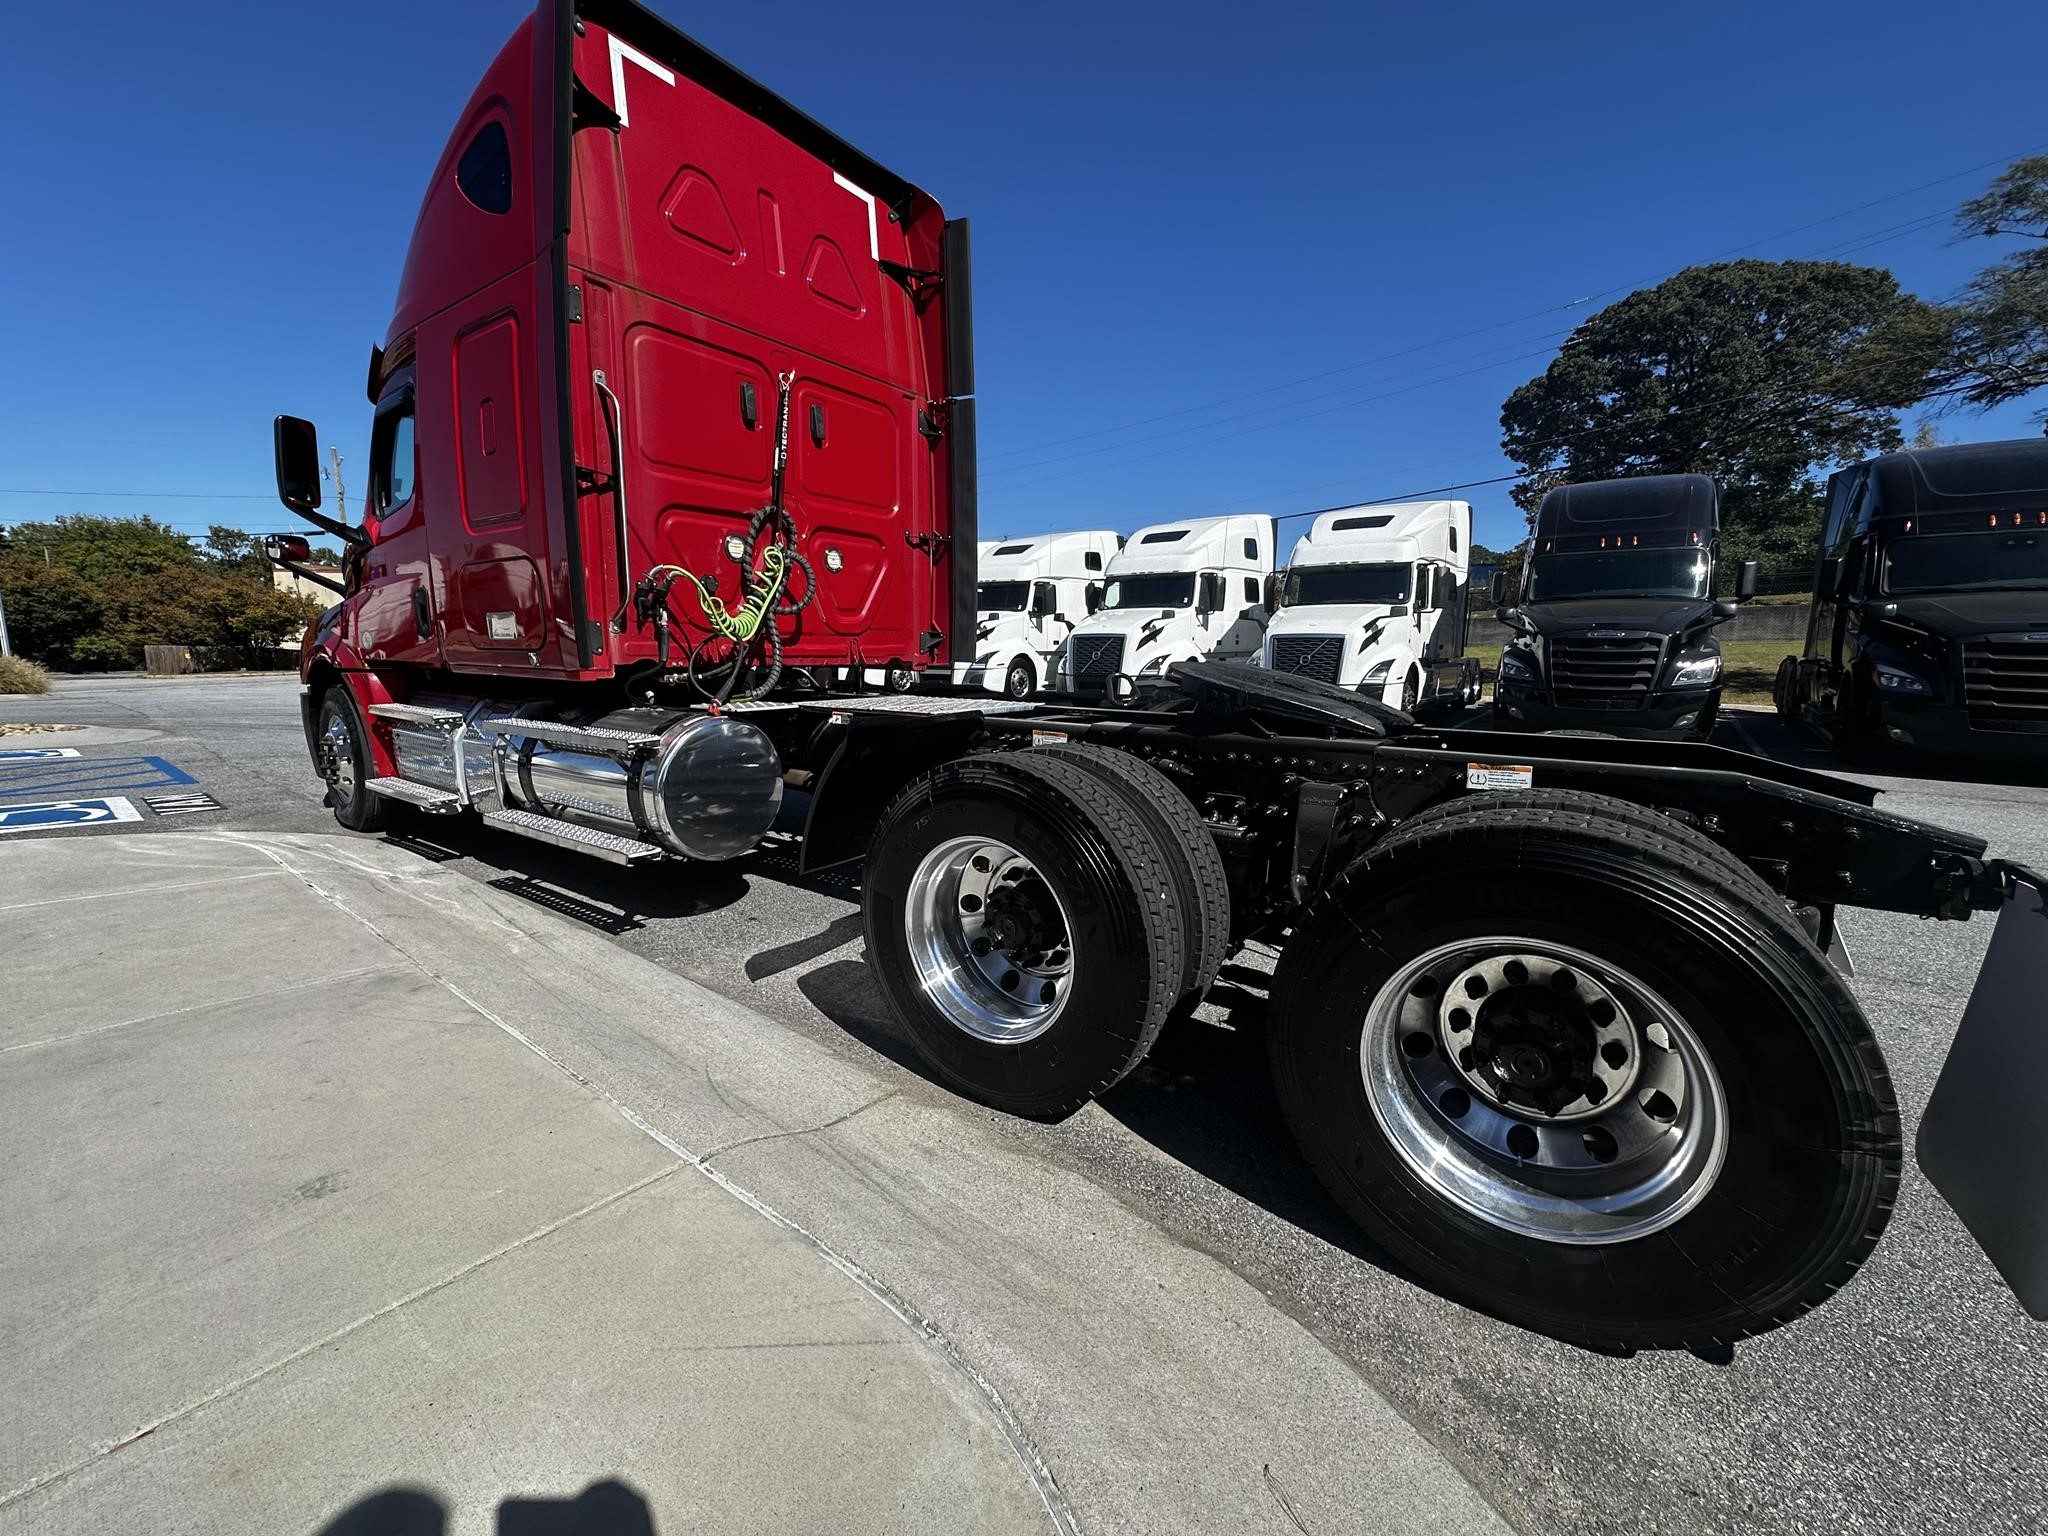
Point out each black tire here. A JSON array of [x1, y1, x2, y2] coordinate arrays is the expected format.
[[1392, 788, 1763, 897], [1269, 798, 1900, 1350], [863, 751, 1188, 1117], [1029, 741, 1231, 1011], [1003, 657, 1036, 700], [315, 687, 389, 833], [1772, 656, 1799, 719], [1399, 669, 1419, 714]]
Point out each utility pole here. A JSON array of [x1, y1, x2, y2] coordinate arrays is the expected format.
[[0, 579, 12, 656], [328, 448, 346, 515]]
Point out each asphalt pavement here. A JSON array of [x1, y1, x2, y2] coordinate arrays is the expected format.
[[4, 673, 2046, 1535]]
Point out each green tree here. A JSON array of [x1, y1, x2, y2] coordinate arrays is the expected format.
[[201, 524, 273, 581], [0, 553, 104, 668], [1499, 260, 1952, 568], [0, 514, 199, 584], [1949, 154, 2048, 427]]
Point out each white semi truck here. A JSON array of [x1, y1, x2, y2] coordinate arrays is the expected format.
[[954, 530, 1122, 697], [1261, 500, 1482, 712], [1056, 514, 1275, 692]]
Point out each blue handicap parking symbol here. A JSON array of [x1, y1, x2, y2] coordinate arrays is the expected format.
[[0, 795, 144, 834], [0, 754, 195, 796], [0, 747, 83, 762]]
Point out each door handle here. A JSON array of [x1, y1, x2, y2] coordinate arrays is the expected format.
[[593, 370, 632, 631]]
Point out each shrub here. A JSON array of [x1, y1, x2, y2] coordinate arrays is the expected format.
[[0, 654, 52, 694]]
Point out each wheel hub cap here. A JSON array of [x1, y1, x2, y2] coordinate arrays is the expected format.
[[1438, 954, 1640, 1121], [1363, 937, 1728, 1245], [904, 836, 1075, 1044]]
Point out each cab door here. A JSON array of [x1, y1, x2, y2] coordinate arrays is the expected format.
[[350, 377, 442, 668]]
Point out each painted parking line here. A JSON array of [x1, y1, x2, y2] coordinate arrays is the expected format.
[[0, 747, 83, 761], [0, 796, 144, 834], [145, 791, 222, 817], [0, 754, 196, 797]]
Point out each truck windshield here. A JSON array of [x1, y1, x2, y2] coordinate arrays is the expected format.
[[1285, 563, 1411, 607], [1102, 573, 1195, 610], [1525, 548, 1711, 602], [1884, 531, 2048, 593], [977, 582, 1030, 612]]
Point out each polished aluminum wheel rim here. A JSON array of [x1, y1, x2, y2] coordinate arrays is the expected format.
[[321, 706, 357, 802], [905, 836, 1074, 1043], [1361, 937, 1727, 1244]]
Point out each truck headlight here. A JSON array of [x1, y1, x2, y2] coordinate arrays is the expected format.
[[1362, 657, 1395, 683], [1139, 654, 1170, 676], [1874, 663, 1931, 694], [1668, 652, 1722, 687], [1497, 648, 1539, 683]]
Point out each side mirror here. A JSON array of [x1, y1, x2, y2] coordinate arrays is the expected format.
[[1489, 570, 1508, 606], [1819, 555, 1845, 599], [1085, 583, 1102, 616], [266, 534, 312, 563], [1735, 560, 1759, 602], [1713, 601, 1740, 621], [1052, 612, 1067, 626], [274, 415, 322, 514], [1196, 575, 1221, 617]]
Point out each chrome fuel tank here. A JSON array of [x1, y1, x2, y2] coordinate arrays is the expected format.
[[500, 709, 783, 861]]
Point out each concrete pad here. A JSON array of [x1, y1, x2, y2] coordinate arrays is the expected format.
[[0, 854, 393, 1048], [0, 968, 674, 1482], [1, 832, 1053, 1536], [222, 831, 1512, 1535], [3, 1170, 1048, 1536]]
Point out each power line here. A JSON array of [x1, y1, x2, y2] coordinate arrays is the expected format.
[[0, 488, 275, 500], [982, 191, 1996, 502], [976, 140, 2046, 471], [980, 328, 1579, 482]]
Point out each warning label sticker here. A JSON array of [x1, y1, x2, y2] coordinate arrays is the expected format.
[[1466, 763, 1534, 791], [1030, 729, 1070, 746]]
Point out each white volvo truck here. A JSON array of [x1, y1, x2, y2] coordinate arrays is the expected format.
[[1261, 500, 1483, 712], [955, 530, 1122, 697], [1057, 514, 1276, 692]]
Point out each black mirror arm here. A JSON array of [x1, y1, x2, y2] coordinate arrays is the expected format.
[[275, 557, 348, 597], [291, 506, 369, 549]]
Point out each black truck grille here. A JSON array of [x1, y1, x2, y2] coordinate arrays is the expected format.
[[1069, 634, 1125, 679], [1271, 634, 1345, 684], [1963, 638, 2048, 731], [1549, 635, 1665, 708]]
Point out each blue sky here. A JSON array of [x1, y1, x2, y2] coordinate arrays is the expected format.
[[4, 0, 2044, 555]]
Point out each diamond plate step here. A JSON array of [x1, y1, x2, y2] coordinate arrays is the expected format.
[[368, 703, 465, 729], [475, 718, 663, 755], [365, 776, 461, 812], [796, 695, 1039, 717], [483, 809, 663, 865]]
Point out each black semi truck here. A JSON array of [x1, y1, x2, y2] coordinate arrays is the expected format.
[[1774, 439, 2048, 759], [1491, 475, 1756, 740]]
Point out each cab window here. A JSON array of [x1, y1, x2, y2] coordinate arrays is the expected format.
[[370, 395, 417, 514]]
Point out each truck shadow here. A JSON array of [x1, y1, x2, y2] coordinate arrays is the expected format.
[[316, 1478, 655, 1534], [790, 948, 1407, 1276]]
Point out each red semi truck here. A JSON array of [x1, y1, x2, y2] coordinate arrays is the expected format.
[[273, 0, 2046, 1350]]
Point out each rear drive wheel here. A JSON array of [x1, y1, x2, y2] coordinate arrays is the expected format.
[[1269, 798, 1899, 1350], [315, 687, 389, 833], [1029, 741, 1231, 1012], [1003, 657, 1036, 700], [864, 751, 1188, 1117]]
